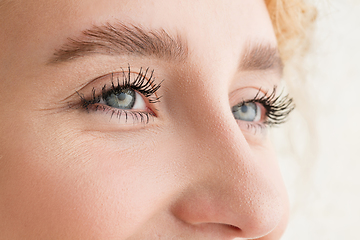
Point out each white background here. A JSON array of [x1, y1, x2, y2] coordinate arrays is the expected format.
[[278, 1, 360, 239]]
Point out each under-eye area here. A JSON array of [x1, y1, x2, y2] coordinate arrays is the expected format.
[[74, 66, 162, 125]]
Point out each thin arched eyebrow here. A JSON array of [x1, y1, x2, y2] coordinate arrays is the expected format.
[[49, 22, 189, 64]]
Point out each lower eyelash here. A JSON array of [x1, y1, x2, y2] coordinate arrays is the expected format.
[[244, 122, 267, 135], [88, 103, 153, 122]]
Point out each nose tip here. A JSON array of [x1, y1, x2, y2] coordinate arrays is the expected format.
[[171, 167, 285, 239], [168, 117, 287, 238]]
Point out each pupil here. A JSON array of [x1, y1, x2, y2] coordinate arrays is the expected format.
[[104, 88, 136, 109], [231, 102, 258, 122], [240, 105, 248, 113], [117, 92, 127, 101]]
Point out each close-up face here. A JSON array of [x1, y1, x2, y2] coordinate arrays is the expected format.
[[0, 0, 292, 239]]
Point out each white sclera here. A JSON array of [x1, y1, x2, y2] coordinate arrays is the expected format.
[[132, 92, 146, 110]]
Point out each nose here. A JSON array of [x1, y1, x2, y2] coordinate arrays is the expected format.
[[170, 100, 287, 239]]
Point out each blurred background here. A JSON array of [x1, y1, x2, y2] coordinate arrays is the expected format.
[[275, 1, 360, 239]]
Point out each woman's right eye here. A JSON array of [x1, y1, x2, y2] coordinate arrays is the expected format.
[[76, 67, 162, 124]]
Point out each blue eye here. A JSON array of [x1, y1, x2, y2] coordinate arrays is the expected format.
[[101, 88, 145, 110], [76, 67, 161, 125], [232, 102, 261, 122]]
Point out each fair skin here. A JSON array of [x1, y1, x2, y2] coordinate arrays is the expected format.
[[0, 0, 290, 239]]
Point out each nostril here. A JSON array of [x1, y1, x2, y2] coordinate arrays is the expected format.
[[224, 224, 242, 234], [227, 224, 241, 231], [194, 223, 243, 238]]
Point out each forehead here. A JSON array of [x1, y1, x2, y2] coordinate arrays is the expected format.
[[0, 0, 276, 66]]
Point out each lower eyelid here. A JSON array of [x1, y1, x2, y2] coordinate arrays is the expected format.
[[86, 103, 154, 124], [236, 120, 268, 136], [231, 103, 270, 135]]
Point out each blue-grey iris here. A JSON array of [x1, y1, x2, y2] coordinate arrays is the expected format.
[[105, 89, 136, 109], [232, 102, 258, 122]]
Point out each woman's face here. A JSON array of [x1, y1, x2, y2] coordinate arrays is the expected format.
[[0, 0, 290, 239]]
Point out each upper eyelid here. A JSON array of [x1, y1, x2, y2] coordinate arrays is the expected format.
[[74, 67, 162, 109], [70, 67, 162, 99]]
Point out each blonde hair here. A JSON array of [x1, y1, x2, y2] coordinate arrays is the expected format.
[[265, 0, 317, 62], [265, 0, 317, 117]]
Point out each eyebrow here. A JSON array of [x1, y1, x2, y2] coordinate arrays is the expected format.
[[239, 42, 283, 75], [50, 22, 283, 75], [49, 22, 188, 63]]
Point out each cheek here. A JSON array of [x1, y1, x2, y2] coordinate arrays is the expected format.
[[0, 124, 171, 239]]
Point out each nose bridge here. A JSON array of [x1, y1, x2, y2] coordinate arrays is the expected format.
[[184, 110, 251, 180], [173, 82, 256, 181], [170, 90, 285, 238], [179, 101, 278, 198]]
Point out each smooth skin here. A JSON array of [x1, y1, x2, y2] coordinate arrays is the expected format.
[[0, 0, 289, 239]]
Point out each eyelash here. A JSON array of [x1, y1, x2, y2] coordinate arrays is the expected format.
[[240, 87, 295, 130], [75, 67, 294, 131], [76, 66, 162, 124]]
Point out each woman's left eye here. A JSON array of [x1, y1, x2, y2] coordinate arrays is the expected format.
[[100, 88, 145, 110], [232, 102, 262, 122], [230, 88, 295, 131]]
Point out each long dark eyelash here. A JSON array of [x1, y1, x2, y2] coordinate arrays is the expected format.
[[76, 66, 162, 122], [114, 66, 163, 102], [244, 87, 295, 126]]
